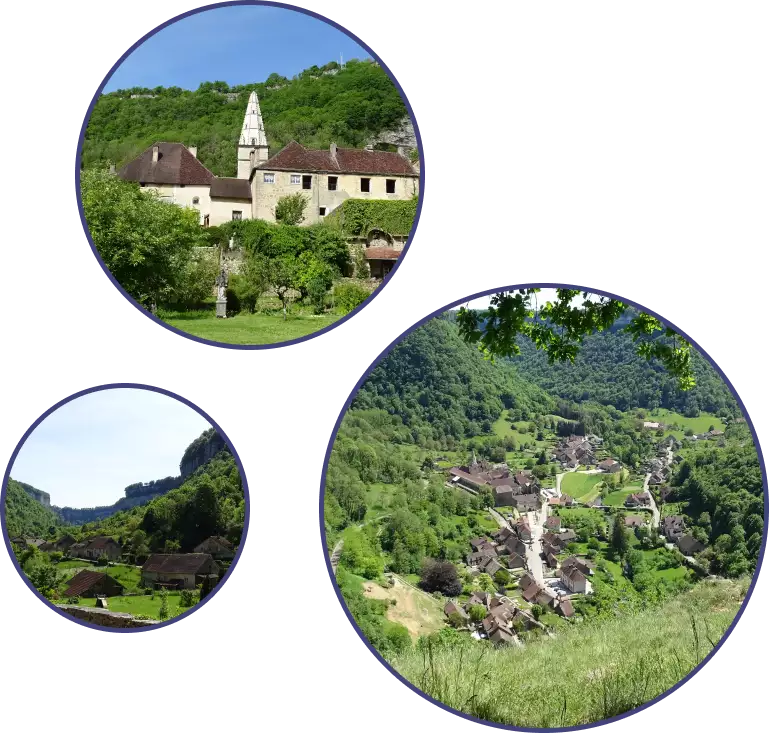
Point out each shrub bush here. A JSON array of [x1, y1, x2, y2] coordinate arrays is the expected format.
[[334, 282, 370, 315]]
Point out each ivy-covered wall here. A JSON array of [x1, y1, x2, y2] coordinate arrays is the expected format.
[[330, 198, 418, 237]]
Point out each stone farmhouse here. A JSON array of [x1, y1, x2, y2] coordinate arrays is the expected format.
[[64, 569, 125, 598], [117, 92, 419, 250], [69, 536, 123, 561], [661, 515, 706, 555], [193, 536, 235, 561], [558, 556, 595, 595], [624, 492, 651, 508], [597, 458, 622, 473], [519, 572, 575, 617], [141, 553, 219, 590]]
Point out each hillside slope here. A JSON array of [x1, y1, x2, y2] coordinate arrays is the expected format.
[[511, 325, 739, 417], [352, 315, 555, 444], [391, 579, 748, 728], [83, 59, 408, 177], [3, 480, 63, 537]]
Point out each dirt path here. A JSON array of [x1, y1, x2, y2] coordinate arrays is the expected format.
[[330, 539, 344, 575], [362, 575, 444, 638]]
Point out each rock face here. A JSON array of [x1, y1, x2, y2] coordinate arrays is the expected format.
[[180, 429, 229, 478], [19, 482, 51, 507], [368, 116, 418, 159]]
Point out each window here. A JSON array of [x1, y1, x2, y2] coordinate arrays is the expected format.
[[192, 196, 200, 205], [263, 173, 275, 184], [290, 174, 301, 185], [386, 179, 396, 194], [179, 184, 185, 188], [328, 176, 338, 191], [302, 175, 312, 190], [232, 211, 242, 221], [360, 177, 371, 193], [319, 207, 327, 216]]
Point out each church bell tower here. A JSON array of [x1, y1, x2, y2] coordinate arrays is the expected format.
[[237, 91, 269, 179]]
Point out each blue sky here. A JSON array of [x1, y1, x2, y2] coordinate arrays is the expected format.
[[105, 5, 369, 92], [10, 389, 212, 508]]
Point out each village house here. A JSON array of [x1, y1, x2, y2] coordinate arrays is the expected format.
[[193, 536, 235, 561], [69, 537, 123, 561], [560, 565, 588, 594], [662, 515, 687, 543], [117, 92, 419, 243], [141, 553, 220, 590], [549, 494, 574, 508], [677, 535, 706, 555], [625, 492, 651, 508], [598, 458, 622, 473], [561, 555, 594, 577], [444, 600, 468, 620], [514, 518, 532, 542], [64, 570, 126, 598], [624, 515, 645, 529], [544, 516, 561, 531], [643, 421, 663, 429], [449, 458, 539, 508]]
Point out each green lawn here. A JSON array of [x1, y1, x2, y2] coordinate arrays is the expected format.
[[561, 473, 604, 501], [160, 310, 342, 345], [647, 409, 725, 438], [74, 593, 191, 619], [602, 488, 642, 507]]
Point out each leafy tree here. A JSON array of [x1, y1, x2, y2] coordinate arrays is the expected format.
[[611, 516, 630, 558], [477, 573, 495, 592], [274, 193, 308, 225], [469, 603, 487, 622], [419, 560, 462, 596], [81, 169, 204, 307], [158, 588, 170, 620], [457, 289, 696, 390]]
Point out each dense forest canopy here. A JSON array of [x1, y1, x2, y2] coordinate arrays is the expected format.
[[3, 479, 62, 537], [511, 324, 740, 417], [352, 316, 555, 445], [83, 60, 409, 177]]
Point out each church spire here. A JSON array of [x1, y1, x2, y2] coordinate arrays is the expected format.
[[239, 91, 267, 147]]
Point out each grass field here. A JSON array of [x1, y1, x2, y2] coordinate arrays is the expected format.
[[603, 488, 642, 507], [392, 579, 746, 728], [561, 472, 604, 501], [363, 575, 446, 639], [160, 310, 342, 345], [647, 409, 725, 438], [74, 593, 190, 619]]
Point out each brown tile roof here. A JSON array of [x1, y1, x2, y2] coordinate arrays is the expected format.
[[86, 536, 120, 550], [118, 143, 216, 186], [363, 247, 400, 261], [64, 570, 106, 597], [142, 553, 215, 575], [210, 177, 252, 200], [257, 141, 418, 177]]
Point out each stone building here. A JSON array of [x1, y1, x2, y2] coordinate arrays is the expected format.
[[141, 553, 219, 590], [118, 91, 419, 230]]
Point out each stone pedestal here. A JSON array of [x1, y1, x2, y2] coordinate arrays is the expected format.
[[216, 299, 227, 318]]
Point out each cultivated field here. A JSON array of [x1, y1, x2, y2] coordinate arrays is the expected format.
[[647, 409, 725, 438], [561, 472, 604, 501]]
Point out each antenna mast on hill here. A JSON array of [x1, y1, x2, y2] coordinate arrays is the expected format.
[[340, 52, 344, 69]]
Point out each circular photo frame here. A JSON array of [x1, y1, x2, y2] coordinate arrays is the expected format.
[[73, 0, 429, 351], [315, 282, 769, 733], [0, 381, 252, 635]]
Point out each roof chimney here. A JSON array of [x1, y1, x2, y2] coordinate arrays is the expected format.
[[330, 142, 338, 160], [152, 145, 159, 163], [188, 146, 197, 158]]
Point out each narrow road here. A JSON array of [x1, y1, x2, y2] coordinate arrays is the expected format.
[[525, 505, 547, 585], [641, 473, 660, 527]]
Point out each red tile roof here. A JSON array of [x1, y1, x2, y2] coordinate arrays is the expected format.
[[118, 143, 216, 186], [257, 141, 418, 177], [210, 177, 252, 200], [363, 247, 401, 260], [64, 570, 106, 597]]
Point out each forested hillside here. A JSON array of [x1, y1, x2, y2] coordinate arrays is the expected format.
[[352, 316, 555, 445], [511, 325, 739, 417], [83, 59, 408, 176], [3, 479, 62, 537]]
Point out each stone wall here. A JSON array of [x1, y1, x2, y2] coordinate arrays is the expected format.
[[57, 605, 158, 628]]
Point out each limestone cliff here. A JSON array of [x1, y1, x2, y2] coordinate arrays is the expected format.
[[19, 481, 51, 507], [180, 428, 229, 478]]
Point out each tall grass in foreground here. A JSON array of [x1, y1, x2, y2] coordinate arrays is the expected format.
[[391, 580, 748, 728]]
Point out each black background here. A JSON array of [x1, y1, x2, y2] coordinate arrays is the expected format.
[[0, 4, 767, 730]]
